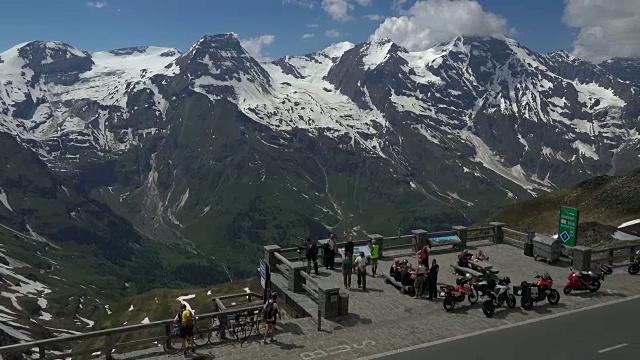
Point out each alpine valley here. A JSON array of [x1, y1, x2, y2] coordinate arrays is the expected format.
[[1, 33, 640, 343]]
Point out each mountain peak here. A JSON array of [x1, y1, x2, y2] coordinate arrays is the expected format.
[[14, 40, 90, 64], [321, 41, 356, 59], [198, 33, 240, 46]]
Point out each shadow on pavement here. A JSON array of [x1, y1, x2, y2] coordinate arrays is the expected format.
[[333, 313, 373, 328], [279, 321, 305, 335], [491, 306, 529, 319], [527, 302, 567, 314]]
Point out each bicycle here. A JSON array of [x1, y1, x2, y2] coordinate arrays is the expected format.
[[227, 310, 265, 344], [162, 323, 211, 354]]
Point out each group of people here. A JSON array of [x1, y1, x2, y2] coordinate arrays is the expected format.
[[457, 249, 489, 267], [389, 245, 440, 299], [341, 237, 381, 292]]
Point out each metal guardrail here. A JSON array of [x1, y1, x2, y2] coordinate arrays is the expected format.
[[0, 294, 264, 360]]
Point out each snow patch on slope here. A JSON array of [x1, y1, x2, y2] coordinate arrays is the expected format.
[[571, 140, 599, 160], [574, 82, 626, 110], [461, 131, 553, 193], [0, 187, 13, 211], [362, 40, 393, 70]]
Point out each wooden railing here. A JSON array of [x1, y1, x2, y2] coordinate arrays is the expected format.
[[274, 252, 294, 280], [380, 234, 414, 251], [0, 293, 265, 360], [591, 245, 638, 266], [467, 226, 495, 242], [299, 271, 319, 302], [503, 228, 527, 246]]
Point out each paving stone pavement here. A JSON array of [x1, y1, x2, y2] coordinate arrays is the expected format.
[[108, 243, 640, 360]]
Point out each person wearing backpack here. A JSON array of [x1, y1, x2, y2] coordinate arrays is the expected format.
[[173, 304, 196, 355], [262, 293, 280, 344]]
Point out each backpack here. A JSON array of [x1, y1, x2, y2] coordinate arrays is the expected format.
[[181, 309, 193, 326], [262, 301, 275, 319]]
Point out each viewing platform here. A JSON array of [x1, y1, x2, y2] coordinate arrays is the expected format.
[[3, 225, 640, 360]]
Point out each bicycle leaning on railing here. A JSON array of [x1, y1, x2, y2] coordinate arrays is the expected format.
[[162, 322, 211, 354], [226, 309, 265, 344]]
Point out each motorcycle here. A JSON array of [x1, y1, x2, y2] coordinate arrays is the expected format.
[[480, 277, 517, 318], [440, 275, 479, 312], [563, 264, 612, 295], [628, 250, 640, 275], [515, 272, 560, 310]]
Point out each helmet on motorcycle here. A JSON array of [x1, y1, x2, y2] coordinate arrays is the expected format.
[[503, 276, 510, 284], [465, 273, 473, 280]]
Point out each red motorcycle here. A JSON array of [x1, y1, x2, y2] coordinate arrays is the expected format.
[[441, 274, 479, 312], [563, 264, 612, 295]]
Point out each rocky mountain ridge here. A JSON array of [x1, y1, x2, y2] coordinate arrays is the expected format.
[[0, 32, 639, 278]]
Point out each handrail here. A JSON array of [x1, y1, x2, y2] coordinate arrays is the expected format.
[[381, 234, 414, 241], [468, 226, 494, 231], [504, 228, 527, 236], [300, 271, 318, 287], [215, 292, 261, 301], [274, 252, 294, 268], [592, 244, 638, 254], [0, 303, 265, 355]]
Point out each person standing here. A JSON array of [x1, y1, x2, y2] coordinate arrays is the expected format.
[[342, 251, 353, 290], [416, 245, 431, 266], [345, 237, 355, 262], [304, 238, 319, 275], [370, 239, 380, 277], [262, 293, 280, 344], [413, 262, 427, 299], [327, 234, 337, 270], [173, 304, 196, 355], [355, 251, 368, 292], [428, 259, 440, 300]]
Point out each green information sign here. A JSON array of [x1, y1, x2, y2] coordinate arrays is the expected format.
[[557, 206, 579, 246]]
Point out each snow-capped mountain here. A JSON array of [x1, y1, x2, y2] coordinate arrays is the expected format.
[[1, 33, 639, 259]]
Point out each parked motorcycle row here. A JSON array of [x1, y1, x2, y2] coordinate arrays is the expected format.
[[439, 264, 613, 318]]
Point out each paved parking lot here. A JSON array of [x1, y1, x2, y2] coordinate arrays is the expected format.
[[114, 243, 640, 360]]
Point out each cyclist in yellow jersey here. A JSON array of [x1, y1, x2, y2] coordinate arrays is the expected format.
[[370, 239, 380, 277]]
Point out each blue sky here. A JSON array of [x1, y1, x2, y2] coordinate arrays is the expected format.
[[0, 0, 635, 62]]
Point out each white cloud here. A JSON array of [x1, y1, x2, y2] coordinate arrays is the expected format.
[[86, 1, 107, 8], [307, 23, 319, 28], [325, 29, 344, 38], [365, 14, 384, 21], [302, 33, 315, 39], [371, 0, 510, 51], [322, 0, 354, 22], [563, 0, 640, 63], [240, 34, 276, 61], [283, 0, 315, 8], [286, 0, 370, 21]]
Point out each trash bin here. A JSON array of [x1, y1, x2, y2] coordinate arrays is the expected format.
[[524, 243, 533, 257], [338, 292, 349, 316], [532, 233, 561, 263]]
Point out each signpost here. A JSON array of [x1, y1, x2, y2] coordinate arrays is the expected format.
[[557, 206, 579, 247], [259, 259, 271, 302]]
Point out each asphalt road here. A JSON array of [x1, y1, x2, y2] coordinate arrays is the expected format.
[[381, 297, 640, 360]]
